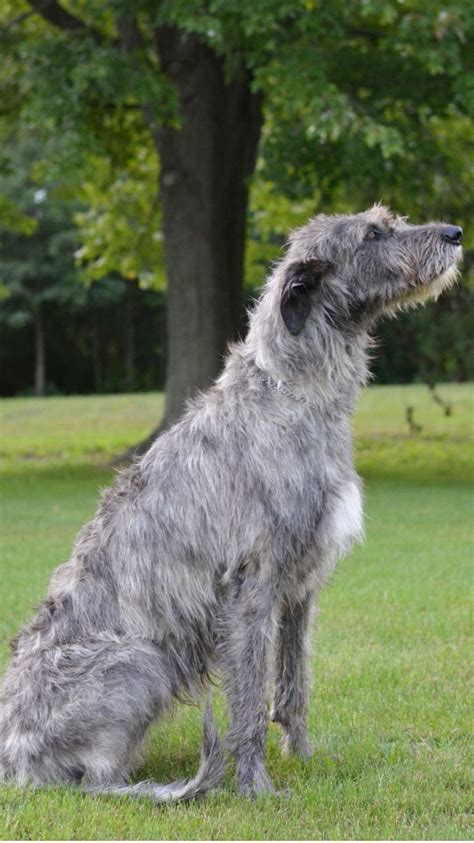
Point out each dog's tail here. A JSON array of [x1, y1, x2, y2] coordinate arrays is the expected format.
[[84, 698, 225, 803]]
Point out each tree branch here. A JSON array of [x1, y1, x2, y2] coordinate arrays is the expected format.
[[116, 14, 142, 52], [1, 8, 37, 30], [28, 0, 107, 44]]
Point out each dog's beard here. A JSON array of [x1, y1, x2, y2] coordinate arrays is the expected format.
[[422, 262, 461, 301], [384, 259, 461, 317]]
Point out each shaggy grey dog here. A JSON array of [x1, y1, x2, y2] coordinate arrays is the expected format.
[[0, 206, 462, 801]]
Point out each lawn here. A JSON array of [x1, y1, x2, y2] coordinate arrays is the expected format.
[[0, 384, 472, 840]]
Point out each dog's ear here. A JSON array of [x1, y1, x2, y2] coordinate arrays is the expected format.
[[280, 259, 332, 335]]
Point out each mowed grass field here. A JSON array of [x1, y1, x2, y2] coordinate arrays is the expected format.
[[0, 384, 472, 840]]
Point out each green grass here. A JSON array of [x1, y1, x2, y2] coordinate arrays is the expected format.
[[0, 393, 165, 469], [0, 384, 472, 839]]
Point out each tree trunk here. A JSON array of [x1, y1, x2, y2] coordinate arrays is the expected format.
[[126, 27, 262, 457], [93, 317, 103, 393], [124, 278, 137, 391], [34, 304, 46, 397]]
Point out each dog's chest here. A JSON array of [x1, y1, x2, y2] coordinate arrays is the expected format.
[[324, 479, 364, 558], [279, 479, 364, 601]]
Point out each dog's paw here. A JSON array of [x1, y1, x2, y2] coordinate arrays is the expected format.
[[280, 731, 314, 760], [237, 763, 276, 798]]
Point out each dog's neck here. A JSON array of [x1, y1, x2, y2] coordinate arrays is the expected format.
[[218, 272, 372, 417], [221, 331, 371, 420], [251, 364, 322, 410]]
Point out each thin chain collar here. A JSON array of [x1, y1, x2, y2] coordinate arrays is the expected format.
[[252, 365, 320, 410]]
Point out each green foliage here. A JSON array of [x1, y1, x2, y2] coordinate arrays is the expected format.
[[74, 146, 165, 288], [0, 194, 37, 236], [246, 179, 316, 285], [2, 4, 174, 165], [253, 2, 473, 229], [0, 0, 472, 394], [0, 134, 84, 329], [1, 0, 472, 270]]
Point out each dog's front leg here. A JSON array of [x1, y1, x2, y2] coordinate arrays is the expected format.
[[221, 566, 276, 796], [272, 589, 316, 759]]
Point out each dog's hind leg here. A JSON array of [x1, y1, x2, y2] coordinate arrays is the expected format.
[[272, 589, 316, 759], [0, 638, 173, 787], [1, 639, 225, 803], [84, 698, 225, 803]]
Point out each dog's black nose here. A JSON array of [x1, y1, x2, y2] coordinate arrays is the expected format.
[[441, 225, 463, 245]]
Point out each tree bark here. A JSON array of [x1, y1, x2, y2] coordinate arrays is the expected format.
[[92, 317, 103, 393], [124, 278, 137, 391], [126, 27, 263, 455], [34, 303, 46, 396]]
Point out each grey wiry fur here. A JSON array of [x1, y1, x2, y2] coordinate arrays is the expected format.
[[0, 206, 462, 799], [83, 699, 225, 802]]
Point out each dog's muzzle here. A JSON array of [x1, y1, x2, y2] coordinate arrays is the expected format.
[[441, 225, 463, 246]]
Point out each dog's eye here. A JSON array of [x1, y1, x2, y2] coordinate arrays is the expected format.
[[366, 227, 385, 241]]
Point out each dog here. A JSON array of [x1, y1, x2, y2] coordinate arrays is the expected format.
[[0, 205, 462, 800]]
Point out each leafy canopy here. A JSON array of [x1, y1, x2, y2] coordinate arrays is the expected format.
[[0, 0, 472, 289]]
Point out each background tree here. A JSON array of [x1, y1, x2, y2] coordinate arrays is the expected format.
[[0, 1, 472, 438], [0, 135, 84, 396]]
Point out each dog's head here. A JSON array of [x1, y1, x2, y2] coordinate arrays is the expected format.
[[279, 205, 463, 336]]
